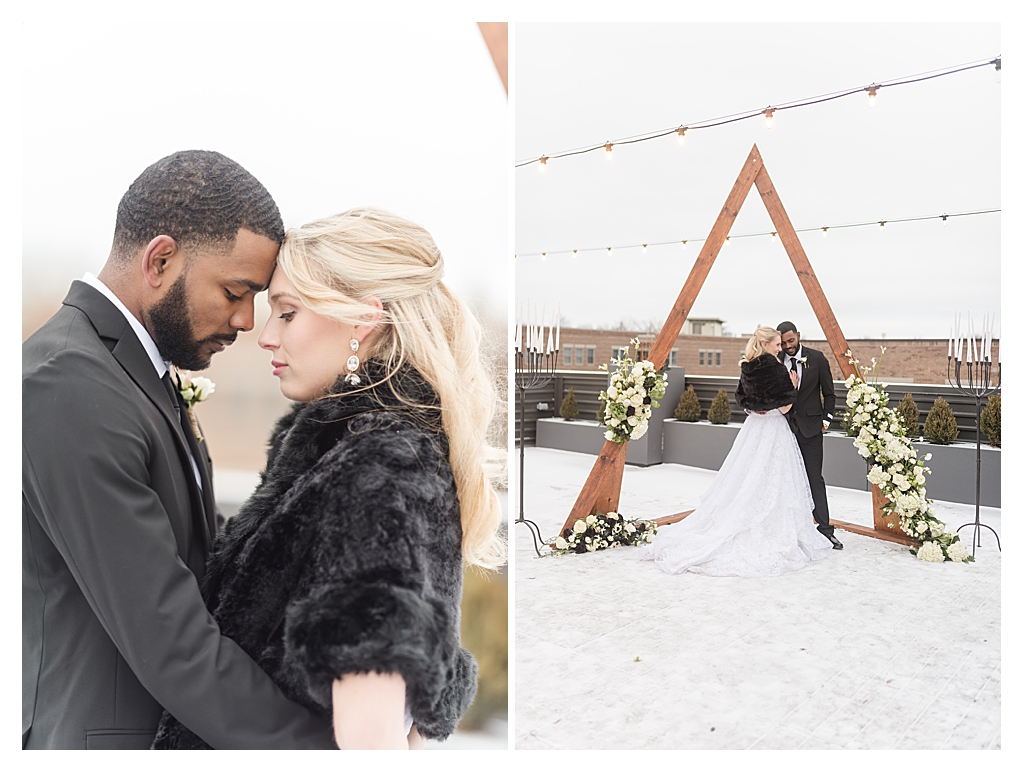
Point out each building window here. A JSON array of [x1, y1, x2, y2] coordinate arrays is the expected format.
[[586, 346, 595, 365], [565, 346, 574, 366], [669, 349, 678, 366], [612, 346, 628, 361], [699, 350, 705, 366], [715, 351, 721, 366], [692, 322, 703, 335]]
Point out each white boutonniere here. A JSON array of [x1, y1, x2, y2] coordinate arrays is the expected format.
[[176, 371, 215, 442], [797, 356, 809, 367]]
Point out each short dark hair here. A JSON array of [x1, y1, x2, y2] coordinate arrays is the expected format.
[[777, 321, 798, 335], [111, 150, 284, 261]]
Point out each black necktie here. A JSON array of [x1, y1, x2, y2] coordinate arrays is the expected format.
[[790, 357, 798, 373]]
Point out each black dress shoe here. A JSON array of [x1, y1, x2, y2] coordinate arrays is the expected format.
[[826, 533, 843, 550]]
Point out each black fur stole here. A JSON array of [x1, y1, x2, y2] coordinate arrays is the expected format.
[[735, 353, 798, 412]]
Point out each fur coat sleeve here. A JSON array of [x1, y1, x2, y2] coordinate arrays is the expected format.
[[735, 353, 798, 412], [282, 414, 476, 741]]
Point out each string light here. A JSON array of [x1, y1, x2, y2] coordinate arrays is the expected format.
[[517, 207, 998, 260], [677, 127, 687, 146], [642, 244, 648, 253], [867, 84, 878, 108], [515, 56, 999, 168], [539, 155, 548, 170], [764, 108, 775, 129]]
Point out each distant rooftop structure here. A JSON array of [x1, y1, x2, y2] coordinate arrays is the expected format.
[[683, 317, 725, 337]]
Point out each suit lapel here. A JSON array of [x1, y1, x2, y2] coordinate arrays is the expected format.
[[64, 281, 213, 553], [173, 382, 218, 540]]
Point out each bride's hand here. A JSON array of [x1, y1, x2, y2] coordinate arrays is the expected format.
[[332, 672, 409, 750], [789, 370, 799, 387], [407, 724, 426, 750]]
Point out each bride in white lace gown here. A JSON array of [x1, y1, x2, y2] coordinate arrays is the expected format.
[[639, 327, 833, 577]]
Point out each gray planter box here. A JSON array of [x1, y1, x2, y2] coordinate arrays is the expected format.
[[537, 365, 687, 467], [661, 421, 1001, 507]]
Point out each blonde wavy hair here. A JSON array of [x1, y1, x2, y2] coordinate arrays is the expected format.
[[276, 207, 506, 571], [741, 326, 782, 364]]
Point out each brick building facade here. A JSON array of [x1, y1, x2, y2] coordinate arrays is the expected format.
[[552, 327, 999, 386]]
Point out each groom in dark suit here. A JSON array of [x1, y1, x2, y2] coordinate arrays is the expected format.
[[23, 151, 334, 749], [777, 321, 843, 550]]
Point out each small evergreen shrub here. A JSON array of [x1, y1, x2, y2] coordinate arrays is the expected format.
[[923, 397, 959, 445], [708, 389, 731, 425], [980, 393, 1000, 447], [674, 386, 701, 422], [559, 387, 580, 421], [896, 393, 920, 436]]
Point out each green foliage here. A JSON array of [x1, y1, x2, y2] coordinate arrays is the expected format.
[[896, 393, 920, 436], [980, 393, 1000, 447], [559, 387, 579, 421], [458, 567, 507, 728], [923, 397, 959, 445], [674, 385, 701, 422], [707, 389, 732, 425]]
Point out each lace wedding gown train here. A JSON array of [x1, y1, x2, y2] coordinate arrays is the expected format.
[[639, 409, 833, 577]]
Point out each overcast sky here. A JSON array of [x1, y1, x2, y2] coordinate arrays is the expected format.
[[22, 22, 507, 325], [515, 23, 1000, 341]]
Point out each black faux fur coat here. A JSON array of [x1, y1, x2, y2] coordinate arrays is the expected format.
[[152, 363, 476, 749], [734, 353, 799, 413]]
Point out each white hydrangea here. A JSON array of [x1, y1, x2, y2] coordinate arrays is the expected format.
[[917, 541, 946, 562], [947, 541, 968, 563]]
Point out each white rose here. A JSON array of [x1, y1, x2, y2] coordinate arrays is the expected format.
[[585, 514, 597, 525], [573, 519, 588, 534], [627, 416, 638, 426], [554, 537, 568, 550], [190, 376, 215, 401], [632, 423, 648, 439], [607, 511, 619, 520], [604, 430, 615, 441], [625, 523, 636, 533], [608, 386, 618, 399]]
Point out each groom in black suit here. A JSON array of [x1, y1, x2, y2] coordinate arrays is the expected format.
[[777, 321, 843, 550], [23, 151, 334, 748]]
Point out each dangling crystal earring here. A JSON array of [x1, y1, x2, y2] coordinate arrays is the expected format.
[[345, 338, 361, 385]]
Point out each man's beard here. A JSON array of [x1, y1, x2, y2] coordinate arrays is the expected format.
[[145, 273, 236, 371]]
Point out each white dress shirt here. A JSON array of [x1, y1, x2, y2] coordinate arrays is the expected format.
[[82, 273, 202, 490], [783, 346, 804, 390]]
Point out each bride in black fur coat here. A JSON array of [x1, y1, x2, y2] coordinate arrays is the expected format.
[[153, 208, 505, 749], [640, 326, 832, 577]]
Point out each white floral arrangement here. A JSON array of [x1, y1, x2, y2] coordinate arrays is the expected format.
[[548, 511, 658, 555], [844, 348, 971, 563], [598, 338, 668, 444]]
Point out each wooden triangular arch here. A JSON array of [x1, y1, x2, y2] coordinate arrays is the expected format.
[[560, 144, 915, 545]]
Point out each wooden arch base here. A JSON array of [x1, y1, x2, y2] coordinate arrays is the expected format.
[[559, 144, 918, 548]]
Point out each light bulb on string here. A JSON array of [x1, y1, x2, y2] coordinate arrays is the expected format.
[[879, 220, 886, 233], [724, 236, 731, 246], [681, 241, 688, 250], [942, 214, 948, 227], [822, 227, 828, 238], [572, 250, 578, 259], [995, 57, 1001, 83], [541, 252, 547, 261], [607, 247, 612, 255], [604, 142, 613, 160], [867, 85, 878, 108], [642, 244, 648, 253], [677, 127, 687, 146], [764, 108, 775, 129], [539, 156, 548, 171], [771, 232, 777, 242]]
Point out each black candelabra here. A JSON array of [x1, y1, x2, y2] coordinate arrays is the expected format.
[[514, 307, 560, 557], [947, 313, 1000, 558]]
